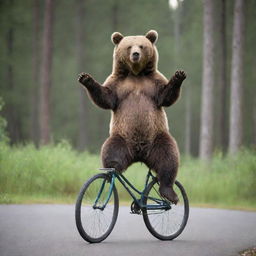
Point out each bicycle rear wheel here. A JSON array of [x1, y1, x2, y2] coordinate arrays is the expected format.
[[75, 173, 119, 243], [142, 179, 189, 240]]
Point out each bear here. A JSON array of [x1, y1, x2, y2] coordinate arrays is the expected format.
[[78, 30, 186, 204]]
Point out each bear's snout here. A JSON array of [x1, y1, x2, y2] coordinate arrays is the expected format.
[[132, 52, 140, 61], [130, 45, 142, 63], [133, 52, 139, 57]]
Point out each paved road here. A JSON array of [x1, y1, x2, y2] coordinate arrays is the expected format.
[[0, 205, 255, 256]]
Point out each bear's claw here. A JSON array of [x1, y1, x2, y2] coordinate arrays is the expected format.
[[174, 70, 186, 81], [78, 72, 93, 85]]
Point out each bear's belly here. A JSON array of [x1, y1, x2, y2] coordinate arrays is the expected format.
[[109, 94, 169, 143]]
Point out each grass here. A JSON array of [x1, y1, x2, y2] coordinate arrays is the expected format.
[[0, 141, 255, 210]]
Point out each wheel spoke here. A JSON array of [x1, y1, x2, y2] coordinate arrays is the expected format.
[[143, 180, 189, 240], [75, 174, 119, 243]]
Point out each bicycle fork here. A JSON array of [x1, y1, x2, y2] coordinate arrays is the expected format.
[[93, 173, 116, 211]]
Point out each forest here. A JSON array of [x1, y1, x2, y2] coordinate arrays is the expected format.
[[0, 0, 255, 207], [1, 0, 256, 156]]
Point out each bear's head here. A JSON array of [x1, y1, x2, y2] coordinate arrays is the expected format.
[[111, 30, 159, 76]]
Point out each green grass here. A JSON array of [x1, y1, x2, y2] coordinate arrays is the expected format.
[[0, 141, 255, 210]]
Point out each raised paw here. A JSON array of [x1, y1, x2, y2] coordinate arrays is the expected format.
[[78, 72, 93, 86], [174, 70, 186, 82]]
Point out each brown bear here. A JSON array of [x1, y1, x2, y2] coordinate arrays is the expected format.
[[78, 30, 186, 204]]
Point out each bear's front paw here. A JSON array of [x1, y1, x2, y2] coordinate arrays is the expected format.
[[174, 70, 186, 82], [78, 72, 93, 86]]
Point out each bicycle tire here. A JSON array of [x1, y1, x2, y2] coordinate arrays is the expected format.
[[142, 179, 189, 240], [75, 173, 119, 243]]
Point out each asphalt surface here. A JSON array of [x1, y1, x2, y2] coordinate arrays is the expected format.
[[0, 205, 255, 256]]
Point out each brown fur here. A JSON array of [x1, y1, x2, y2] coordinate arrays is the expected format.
[[78, 30, 186, 204]]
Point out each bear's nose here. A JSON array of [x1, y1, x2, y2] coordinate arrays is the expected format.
[[133, 52, 140, 57]]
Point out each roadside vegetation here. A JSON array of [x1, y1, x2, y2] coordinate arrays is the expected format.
[[0, 141, 255, 210]]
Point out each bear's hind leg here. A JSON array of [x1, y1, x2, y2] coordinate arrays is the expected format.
[[145, 133, 180, 204], [101, 134, 132, 172]]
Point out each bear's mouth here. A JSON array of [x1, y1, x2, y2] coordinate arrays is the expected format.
[[132, 56, 140, 62]]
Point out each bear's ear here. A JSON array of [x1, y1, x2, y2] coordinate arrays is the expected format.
[[145, 30, 158, 44], [111, 32, 124, 45]]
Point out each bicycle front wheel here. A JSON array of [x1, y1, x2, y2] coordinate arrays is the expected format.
[[142, 179, 189, 241], [75, 173, 119, 243]]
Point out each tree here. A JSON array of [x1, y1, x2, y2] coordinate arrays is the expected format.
[[112, 0, 118, 30], [199, 0, 215, 160], [31, 0, 40, 146], [39, 0, 55, 145], [217, 0, 228, 151], [185, 88, 192, 155], [76, 0, 89, 151], [254, 99, 256, 146], [228, 0, 245, 154], [3, 0, 24, 144]]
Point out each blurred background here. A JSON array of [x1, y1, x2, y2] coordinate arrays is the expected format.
[[0, 0, 255, 155], [0, 0, 255, 207]]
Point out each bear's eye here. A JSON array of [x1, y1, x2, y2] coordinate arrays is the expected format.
[[139, 45, 144, 49], [127, 46, 131, 50]]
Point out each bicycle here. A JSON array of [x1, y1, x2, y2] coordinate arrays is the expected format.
[[75, 168, 189, 243]]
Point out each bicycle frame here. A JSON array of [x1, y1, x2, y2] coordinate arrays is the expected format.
[[93, 168, 171, 211]]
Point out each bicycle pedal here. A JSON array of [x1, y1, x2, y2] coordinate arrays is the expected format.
[[130, 211, 142, 215]]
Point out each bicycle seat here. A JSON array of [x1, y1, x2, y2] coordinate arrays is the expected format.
[[99, 168, 116, 172]]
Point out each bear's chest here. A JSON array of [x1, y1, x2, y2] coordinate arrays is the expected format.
[[116, 77, 156, 101]]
